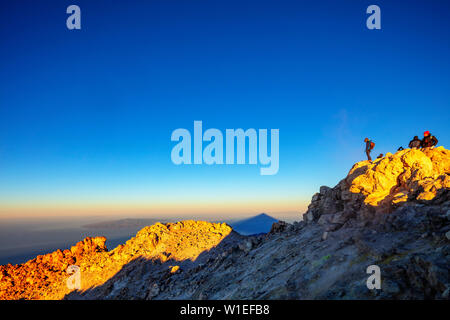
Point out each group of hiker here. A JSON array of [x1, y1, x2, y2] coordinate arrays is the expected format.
[[364, 131, 439, 161]]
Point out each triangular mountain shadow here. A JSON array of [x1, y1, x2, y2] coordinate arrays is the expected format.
[[230, 213, 278, 236]]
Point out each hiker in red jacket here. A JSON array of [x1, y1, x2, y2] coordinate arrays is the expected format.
[[364, 138, 375, 161], [421, 131, 438, 148]]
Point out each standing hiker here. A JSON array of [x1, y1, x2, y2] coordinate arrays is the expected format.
[[364, 138, 375, 161], [421, 131, 438, 148], [409, 136, 421, 149]]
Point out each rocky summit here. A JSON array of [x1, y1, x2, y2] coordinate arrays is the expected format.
[[305, 146, 450, 231], [1, 147, 449, 300]]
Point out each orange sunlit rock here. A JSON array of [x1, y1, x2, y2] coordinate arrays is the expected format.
[[348, 147, 450, 209], [305, 147, 450, 225], [0, 220, 232, 300]]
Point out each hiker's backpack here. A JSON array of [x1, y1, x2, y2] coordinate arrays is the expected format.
[[370, 141, 375, 150]]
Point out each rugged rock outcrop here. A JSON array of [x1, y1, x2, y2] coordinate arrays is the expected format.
[[0, 237, 108, 300], [305, 147, 450, 231], [1, 147, 449, 300], [0, 221, 235, 300]]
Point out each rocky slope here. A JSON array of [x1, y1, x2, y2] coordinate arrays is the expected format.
[[0, 221, 236, 299], [1, 147, 449, 300]]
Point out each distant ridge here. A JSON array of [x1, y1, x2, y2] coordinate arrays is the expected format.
[[230, 213, 278, 235], [82, 218, 166, 230]]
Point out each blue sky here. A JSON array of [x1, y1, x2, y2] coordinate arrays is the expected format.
[[0, 0, 449, 219]]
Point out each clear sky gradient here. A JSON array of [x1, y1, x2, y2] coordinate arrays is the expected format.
[[0, 0, 449, 219]]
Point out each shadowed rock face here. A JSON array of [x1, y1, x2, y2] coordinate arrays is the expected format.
[[1, 148, 449, 300]]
